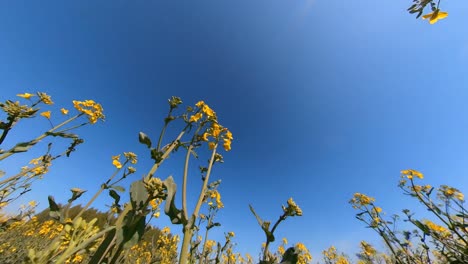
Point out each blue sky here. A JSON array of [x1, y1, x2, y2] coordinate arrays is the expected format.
[[1, 0, 468, 260]]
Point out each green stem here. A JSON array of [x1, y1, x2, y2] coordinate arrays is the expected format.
[[156, 109, 174, 151], [74, 162, 126, 221], [0, 114, 82, 161], [145, 130, 186, 181], [199, 216, 212, 264], [0, 118, 15, 145], [179, 144, 217, 264], [263, 213, 287, 262], [182, 145, 193, 222]]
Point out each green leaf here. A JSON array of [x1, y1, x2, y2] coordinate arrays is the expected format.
[[45, 131, 79, 139], [68, 188, 86, 203], [11, 141, 36, 153], [109, 190, 121, 206], [163, 176, 185, 225], [138, 132, 152, 148], [48, 196, 62, 221], [130, 180, 149, 210]]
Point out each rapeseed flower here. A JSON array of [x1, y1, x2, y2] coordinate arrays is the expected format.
[[17, 93, 35, 99], [61, 108, 69, 115], [112, 155, 122, 169], [37, 92, 53, 105], [73, 99, 105, 124], [189, 112, 203, 123], [422, 9, 448, 24], [401, 169, 423, 179], [40, 111, 51, 119]]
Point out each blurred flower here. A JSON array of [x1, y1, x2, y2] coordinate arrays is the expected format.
[[112, 155, 122, 169], [422, 9, 448, 24], [40, 111, 51, 119], [17, 93, 35, 99], [38, 92, 54, 105]]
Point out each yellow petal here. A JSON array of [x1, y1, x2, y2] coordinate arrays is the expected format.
[[437, 11, 448, 20], [422, 12, 434, 19]]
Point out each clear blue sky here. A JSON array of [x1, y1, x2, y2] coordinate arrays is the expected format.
[[1, 0, 468, 260]]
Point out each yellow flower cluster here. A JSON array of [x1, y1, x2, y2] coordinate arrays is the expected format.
[[124, 152, 137, 164], [401, 169, 424, 180], [438, 185, 464, 201], [72, 100, 105, 124], [350, 193, 375, 209], [149, 198, 162, 218], [190, 101, 233, 151], [37, 92, 54, 105], [205, 189, 224, 209], [28, 155, 51, 176], [295, 242, 313, 264], [156, 226, 179, 263], [282, 198, 303, 216], [323, 246, 338, 260], [360, 241, 376, 257], [424, 220, 450, 237]]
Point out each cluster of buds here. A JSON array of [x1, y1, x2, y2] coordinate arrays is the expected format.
[[282, 198, 303, 217]]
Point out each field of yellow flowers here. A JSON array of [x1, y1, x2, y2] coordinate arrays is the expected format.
[[0, 92, 466, 264]]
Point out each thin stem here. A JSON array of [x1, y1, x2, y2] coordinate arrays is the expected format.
[[182, 145, 193, 222], [0, 114, 82, 161], [156, 109, 174, 151], [55, 122, 88, 133], [263, 213, 287, 262], [179, 145, 217, 264], [0, 118, 15, 145], [74, 162, 126, 221], [145, 129, 187, 181]]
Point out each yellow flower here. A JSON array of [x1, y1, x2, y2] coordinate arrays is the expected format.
[[223, 138, 231, 151], [17, 93, 35, 99], [61, 108, 69, 115], [401, 169, 423, 179], [424, 220, 448, 233], [202, 104, 215, 117], [28, 200, 37, 207], [278, 245, 285, 255], [350, 193, 375, 208], [189, 112, 203, 122], [282, 238, 288, 245], [38, 92, 54, 105], [195, 101, 205, 108], [212, 123, 221, 137], [228, 231, 235, 237], [225, 130, 233, 140], [360, 241, 376, 256], [72, 100, 105, 124], [422, 9, 448, 24], [124, 152, 137, 164], [29, 156, 43, 165], [201, 132, 210, 141], [40, 111, 51, 119], [112, 155, 122, 169], [208, 142, 216, 150]]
